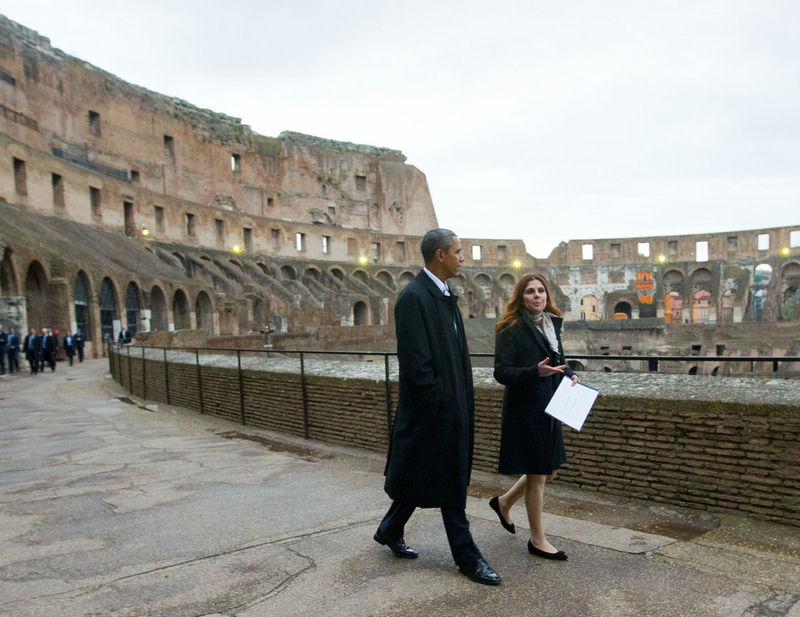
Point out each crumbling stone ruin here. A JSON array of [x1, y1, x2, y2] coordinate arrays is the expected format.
[[0, 15, 798, 370]]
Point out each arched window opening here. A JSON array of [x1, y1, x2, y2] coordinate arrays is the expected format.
[[195, 291, 214, 335], [150, 286, 168, 332], [1, 249, 17, 297], [353, 301, 368, 326], [98, 278, 118, 343], [613, 301, 632, 319], [173, 289, 191, 330], [74, 272, 92, 341], [125, 282, 140, 336]]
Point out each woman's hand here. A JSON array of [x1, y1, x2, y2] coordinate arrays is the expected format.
[[538, 357, 566, 377]]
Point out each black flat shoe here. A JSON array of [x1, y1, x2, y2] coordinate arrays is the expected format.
[[459, 558, 502, 585], [489, 496, 515, 534], [374, 529, 418, 558], [528, 540, 567, 561]]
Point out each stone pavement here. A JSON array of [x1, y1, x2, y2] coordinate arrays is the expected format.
[[1, 361, 800, 617]]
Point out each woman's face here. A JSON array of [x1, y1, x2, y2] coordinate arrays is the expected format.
[[523, 279, 547, 315]]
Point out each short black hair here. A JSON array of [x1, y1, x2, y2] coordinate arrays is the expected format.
[[421, 228, 457, 263]]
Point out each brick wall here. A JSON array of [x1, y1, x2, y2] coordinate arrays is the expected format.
[[110, 350, 800, 526]]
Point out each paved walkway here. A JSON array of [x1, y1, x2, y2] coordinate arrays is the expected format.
[[1, 361, 800, 616]]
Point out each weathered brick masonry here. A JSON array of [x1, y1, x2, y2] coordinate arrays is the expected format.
[[111, 349, 800, 526]]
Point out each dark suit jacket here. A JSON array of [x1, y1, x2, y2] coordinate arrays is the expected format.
[[494, 313, 574, 475], [8, 333, 19, 351], [43, 334, 56, 356], [63, 336, 75, 355], [23, 334, 42, 360], [384, 270, 475, 509], [119, 330, 132, 344], [74, 333, 86, 349]]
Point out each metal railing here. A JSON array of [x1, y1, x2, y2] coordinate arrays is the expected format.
[[108, 343, 800, 440]]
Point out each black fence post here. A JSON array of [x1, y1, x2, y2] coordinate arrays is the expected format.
[[142, 347, 147, 400], [127, 346, 133, 394], [196, 348, 204, 414], [300, 352, 309, 439], [117, 344, 122, 384], [384, 353, 393, 441], [107, 341, 113, 375], [237, 350, 246, 425], [163, 348, 171, 405]]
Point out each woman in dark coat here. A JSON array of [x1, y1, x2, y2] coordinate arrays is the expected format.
[[488, 273, 578, 560]]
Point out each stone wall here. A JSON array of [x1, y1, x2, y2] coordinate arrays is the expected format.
[[110, 349, 800, 526]]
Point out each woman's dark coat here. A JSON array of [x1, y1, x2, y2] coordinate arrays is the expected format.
[[494, 312, 574, 475], [384, 270, 475, 509]]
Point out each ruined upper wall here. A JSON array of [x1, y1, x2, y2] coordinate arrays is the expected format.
[[547, 225, 800, 265], [0, 15, 438, 238]]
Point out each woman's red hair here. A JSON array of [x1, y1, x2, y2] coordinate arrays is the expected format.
[[495, 273, 561, 334]]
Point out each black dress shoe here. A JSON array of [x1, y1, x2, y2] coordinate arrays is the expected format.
[[374, 529, 418, 558], [528, 540, 568, 561], [459, 558, 502, 585], [489, 496, 516, 534]]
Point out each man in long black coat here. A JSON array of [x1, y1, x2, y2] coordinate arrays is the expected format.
[[374, 228, 501, 586], [23, 328, 41, 375]]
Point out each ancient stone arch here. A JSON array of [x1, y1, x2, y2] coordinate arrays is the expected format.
[[73, 270, 93, 341], [473, 273, 492, 299], [172, 288, 191, 330], [150, 285, 168, 332], [25, 261, 48, 331], [781, 262, 800, 320], [0, 248, 18, 296], [580, 295, 599, 321], [195, 290, 215, 335], [280, 265, 297, 280], [353, 301, 368, 326], [398, 271, 415, 288], [614, 301, 632, 319], [125, 281, 142, 335], [376, 271, 393, 289], [98, 277, 119, 342], [353, 270, 369, 285]]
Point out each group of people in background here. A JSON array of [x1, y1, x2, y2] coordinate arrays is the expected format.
[[376, 228, 578, 586], [0, 326, 86, 376]]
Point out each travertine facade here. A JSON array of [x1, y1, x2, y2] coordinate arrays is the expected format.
[[0, 14, 798, 366]]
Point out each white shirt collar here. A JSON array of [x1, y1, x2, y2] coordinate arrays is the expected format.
[[423, 267, 450, 295]]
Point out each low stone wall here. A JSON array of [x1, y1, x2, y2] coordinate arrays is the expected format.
[[110, 349, 800, 526]]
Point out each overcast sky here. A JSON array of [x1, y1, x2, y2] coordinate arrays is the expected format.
[[6, 1, 800, 256]]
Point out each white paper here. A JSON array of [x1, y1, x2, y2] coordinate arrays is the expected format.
[[544, 379, 599, 431]]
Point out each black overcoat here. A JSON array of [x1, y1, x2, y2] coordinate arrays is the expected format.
[[494, 313, 574, 475], [384, 270, 475, 509]]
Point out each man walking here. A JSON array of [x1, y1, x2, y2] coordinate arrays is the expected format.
[[74, 329, 86, 362], [0, 325, 7, 376], [63, 331, 75, 366], [7, 327, 19, 373], [375, 228, 501, 585], [23, 328, 41, 375], [42, 328, 56, 372]]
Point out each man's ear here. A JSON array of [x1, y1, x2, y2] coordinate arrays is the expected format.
[[434, 248, 445, 262]]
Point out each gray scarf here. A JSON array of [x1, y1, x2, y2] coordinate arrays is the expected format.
[[525, 310, 560, 354]]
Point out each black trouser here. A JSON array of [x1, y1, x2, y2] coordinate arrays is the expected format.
[[27, 352, 39, 374], [66, 351, 74, 366], [0, 349, 5, 374], [76, 347, 84, 362], [378, 500, 482, 566], [7, 350, 18, 373]]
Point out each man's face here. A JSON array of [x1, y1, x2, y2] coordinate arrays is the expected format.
[[440, 237, 464, 280]]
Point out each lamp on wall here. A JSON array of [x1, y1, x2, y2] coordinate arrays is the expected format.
[[513, 260, 521, 268], [783, 248, 790, 255], [233, 246, 241, 253], [658, 255, 666, 262], [359, 256, 368, 264], [141, 228, 149, 236]]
